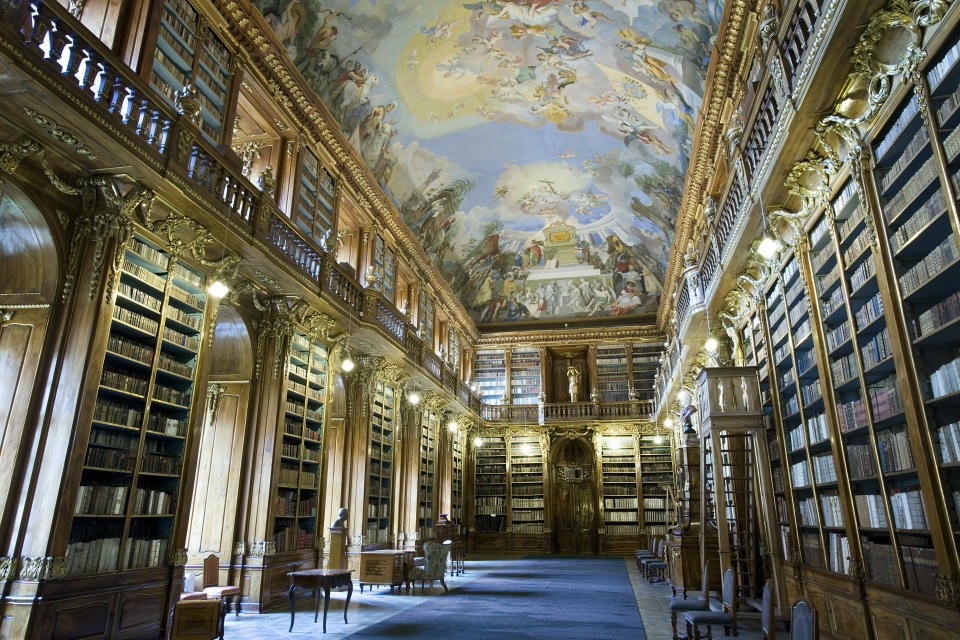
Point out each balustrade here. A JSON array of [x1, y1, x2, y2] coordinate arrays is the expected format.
[[780, 0, 827, 89]]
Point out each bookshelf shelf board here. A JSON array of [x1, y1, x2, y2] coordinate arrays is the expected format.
[[83, 465, 134, 475], [74, 513, 126, 519], [120, 271, 166, 298], [160, 339, 198, 357], [131, 514, 174, 519], [849, 272, 879, 299], [862, 355, 896, 382], [895, 208, 951, 258], [155, 368, 194, 384], [167, 295, 204, 314], [114, 292, 163, 318], [90, 420, 142, 435], [103, 350, 152, 372], [150, 398, 190, 411], [164, 316, 201, 336], [927, 389, 960, 406], [98, 386, 147, 402], [111, 319, 158, 340], [822, 303, 847, 326], [903, 255, 960, 301], [913, 313, 960, 346], [829, 338, 855, 358], [857, 313, 887, 338], [872, 411, 907, 430]]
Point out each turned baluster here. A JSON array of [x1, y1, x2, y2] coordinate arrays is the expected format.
[[4, 0, 34, 40], [27, 8, 55, 47], [75, 48, 96, 94], [106, 77, 126, 118], [62, 37, 85, 82], [123, 87, 142, 127]]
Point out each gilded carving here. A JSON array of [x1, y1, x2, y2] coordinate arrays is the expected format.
[[233, 541, 246, 556], [61, 179, 155, 303], [0, 556, 18, 580], [0, 136, 41, 181], [248, 541, 276, 556], [23, 107, 96, 159], [207, 383, 224, 425], [18, 556, 67, 581], [170, 548, 188, 567], [258, 165, 277, 195], [758, 2, 779, 53], [254, 269, 282, 289], [936, 573, 960, 608], [175, 84, 203, 126]]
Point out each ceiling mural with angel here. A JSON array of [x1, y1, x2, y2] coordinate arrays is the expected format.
[[254, 0, 723, 324]]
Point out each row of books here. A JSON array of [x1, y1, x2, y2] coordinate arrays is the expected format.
[[123, 258, 166, 291], [847, 443, 879, 479], [605, 497, 638, 509], [820, 492, 844, 527], [826, 321, 851, 353], [163, 326, 199, 352], [513, 523, 545, 533], [791, 461, 811, 488], [862, 539, 899, 587], [148, 413, 187, 437], [158, 352, 194, 379], [890, 486, 928, 530], [937, 421, 960, 464], [890, 189, 946, 254], [153, 383, 191, 407], [877, 426, 915, 472], [167, 305, 201, 331], [512, 484, 544, 496], [604, 510, 638, 522], [116, 281, 162, 312], [169, 262, 202, 289], [94, 398, 143, 429], [899, 236, 958, 296], [884, 156, 939, 222], [797, 497, 817, 526], [928, 36, 960, 89], [141, 452, 181, 475], [511, 508, 544, 520], [838, 397, 868, 432], [114, 304, 160, 337], [827, 533, 850, 574], [75, 484, 128, 515], [861, 328, 893, 370], [132, 487, 175, 515], [928, 354, 960, 398], [129, 238, 169, 269], [854, 493, 888, 528], [67, 536, 122, 575], [812, 454, 837, 484], [513, 497, 544, 508], [874, 97, 920, 162], [877, 125, 929, 193], [101, 366, 149, 397], [869, 375, 904, 421], [844, 228, 873, 267], [831, 352, 857, 385], [274, 526, 314, 553], [849, 257, 877, 292], [605, 524, 639, 535], [913, 290, 960, 340]]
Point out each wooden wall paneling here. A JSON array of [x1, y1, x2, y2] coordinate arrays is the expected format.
[[342, 368, 371, 569], [320, 374, 346, 562]]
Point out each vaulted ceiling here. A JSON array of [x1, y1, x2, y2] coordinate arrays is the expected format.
[[254, 0, 723, 326]]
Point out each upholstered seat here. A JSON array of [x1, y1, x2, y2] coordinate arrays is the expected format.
[[684, 567, 738, 640], [407, 540, 451, 593], [670, 560, 713, 640], [670, 597, 707, 611]]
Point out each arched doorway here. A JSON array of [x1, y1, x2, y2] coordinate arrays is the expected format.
[[551, 436, 597, 554]]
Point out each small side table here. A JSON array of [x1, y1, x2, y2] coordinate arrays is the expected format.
[[287, 569, 353, 633]]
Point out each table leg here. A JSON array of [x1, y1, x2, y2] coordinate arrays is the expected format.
[[344, 579, 352, 625], [288, 585, 297, 633], [314, 587, 321, 624], [322, 585, 331, 633]]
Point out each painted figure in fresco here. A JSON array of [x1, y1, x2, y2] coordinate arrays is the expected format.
[[310, 9, 349, 52], [567, 366, 581, 403], [611, 280, 641, 315], [263, 0, 304, 48], [570, 2, 612, 29], [525, 240, 543, 267]]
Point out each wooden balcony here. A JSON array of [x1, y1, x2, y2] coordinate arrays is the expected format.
[[479, 399, 654, 425]]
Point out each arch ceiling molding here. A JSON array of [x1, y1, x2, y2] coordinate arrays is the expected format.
[[253, 0, 723, 325]]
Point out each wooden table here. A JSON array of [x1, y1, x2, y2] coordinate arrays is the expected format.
[[358, 549, 414, 593], [287, 569, 353, 633]]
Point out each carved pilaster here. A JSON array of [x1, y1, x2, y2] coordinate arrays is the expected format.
[[170, 548, 188, 567], [18, 556, 67, 581]]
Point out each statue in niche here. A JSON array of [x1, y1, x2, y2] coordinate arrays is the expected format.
[[332, 507, 348, 529], [566, 366, 581, 403]]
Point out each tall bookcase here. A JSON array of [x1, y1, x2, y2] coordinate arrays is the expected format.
[[510, 348, 541, 405], [451, 428, 464, 528], [600, 435, 639, 536], [67, 234, 206, 575], [508, 435, 544, 535], [418, 410, 438, 540], [275, 332, 328, 554], [631, 344, 660, 403], [294, 147, 336, 247], [371, 234, 396, 304], [473, 435, 507, 535], [366, 381, 396, 545], [639, 435, 671, 538], [149, 0, 232, 143], [596, 345, 629, 402], [474, 349, 507, 405]]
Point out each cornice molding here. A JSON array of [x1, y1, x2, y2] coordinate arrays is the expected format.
[[215, 0, 478, 341], [476, 325, 664, 348], [659, 0, 751, 328]]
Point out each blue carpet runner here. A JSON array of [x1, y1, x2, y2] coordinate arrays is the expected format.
[[345, 555, 647, 639]]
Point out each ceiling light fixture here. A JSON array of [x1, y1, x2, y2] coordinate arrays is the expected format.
[[664, 417, 674, 429], [207, 279, 229, 298], [340, 351, 355, 372], [521, 443, 533, 455], [705, 336, 719, 353], [448, 419, 458, 433], [407, 391, 420, 405], [473, 436, 483, 447], [757, 197, 780, 260]]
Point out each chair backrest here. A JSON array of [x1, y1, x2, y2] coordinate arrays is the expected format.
[[655, 538, 663, 557], [202, 554, 219, 589], [721, 568, 737, 609], [760, 580, 774, 640], [171, 599, 220, 640], [790, 600, 818, 640]]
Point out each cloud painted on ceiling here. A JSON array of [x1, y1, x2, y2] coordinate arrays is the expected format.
[[255, 0, 722, 323]]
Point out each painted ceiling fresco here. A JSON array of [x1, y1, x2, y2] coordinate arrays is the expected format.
[[255, 0, 723, 324]]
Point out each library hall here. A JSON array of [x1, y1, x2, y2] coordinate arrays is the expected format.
[[3, 0, 960, 638]]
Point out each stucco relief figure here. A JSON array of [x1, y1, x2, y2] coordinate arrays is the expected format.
[[567, 366, 581, 403]]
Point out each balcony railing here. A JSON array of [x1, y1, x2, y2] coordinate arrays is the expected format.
[[0, 0, 487, 412], [480, 400, 653, 424]]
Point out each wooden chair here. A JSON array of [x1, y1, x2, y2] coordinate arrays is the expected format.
[[171, 599, 224, 640], [760, 580, 774, 640], [634, 537, 657, 572], [684, 567, 738, 639], [639, 538, 663, 578], [670, 561, 712, 640], [790, 599, 818, 640], [643, 539, 668, 583], [407, 540, 451, 592], [201, 554, 241, 619]]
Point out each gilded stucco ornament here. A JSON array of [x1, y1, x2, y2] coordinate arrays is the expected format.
[[253, 297, 300, 380], [0, 136, 41, 181], [0, 556, 18, 580], [174, 84, 203, 126], [758, 2, 780, 54], [61, 179, 154, 303], [936, 573, 960, 608], [18, 556, 67, 580], [23, 107, 96, 159]]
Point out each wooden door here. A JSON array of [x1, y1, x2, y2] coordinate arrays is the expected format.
[[551, 437, 597, 554]]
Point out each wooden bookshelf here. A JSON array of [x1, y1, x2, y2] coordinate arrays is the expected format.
[[451, 428, 464, 529], [418, 409, 438, 540], [473, 435, 507, 546], [274, 332, 328, 554], [294, 147, 336, 247], [371, 234, 396, 304], [630, 344, 660, 403], [418, 290, 434, 344], [600, 434, 640, 549], [639, 435, 671, 540], [508, 434, 545, 547], [595, 344, 629, 402], [148, 0, 232, 144], [509, 347, 541, 405], [366, 381, 396, 545], [474, 349, 506, 405], [67, 234, 206, 575]]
